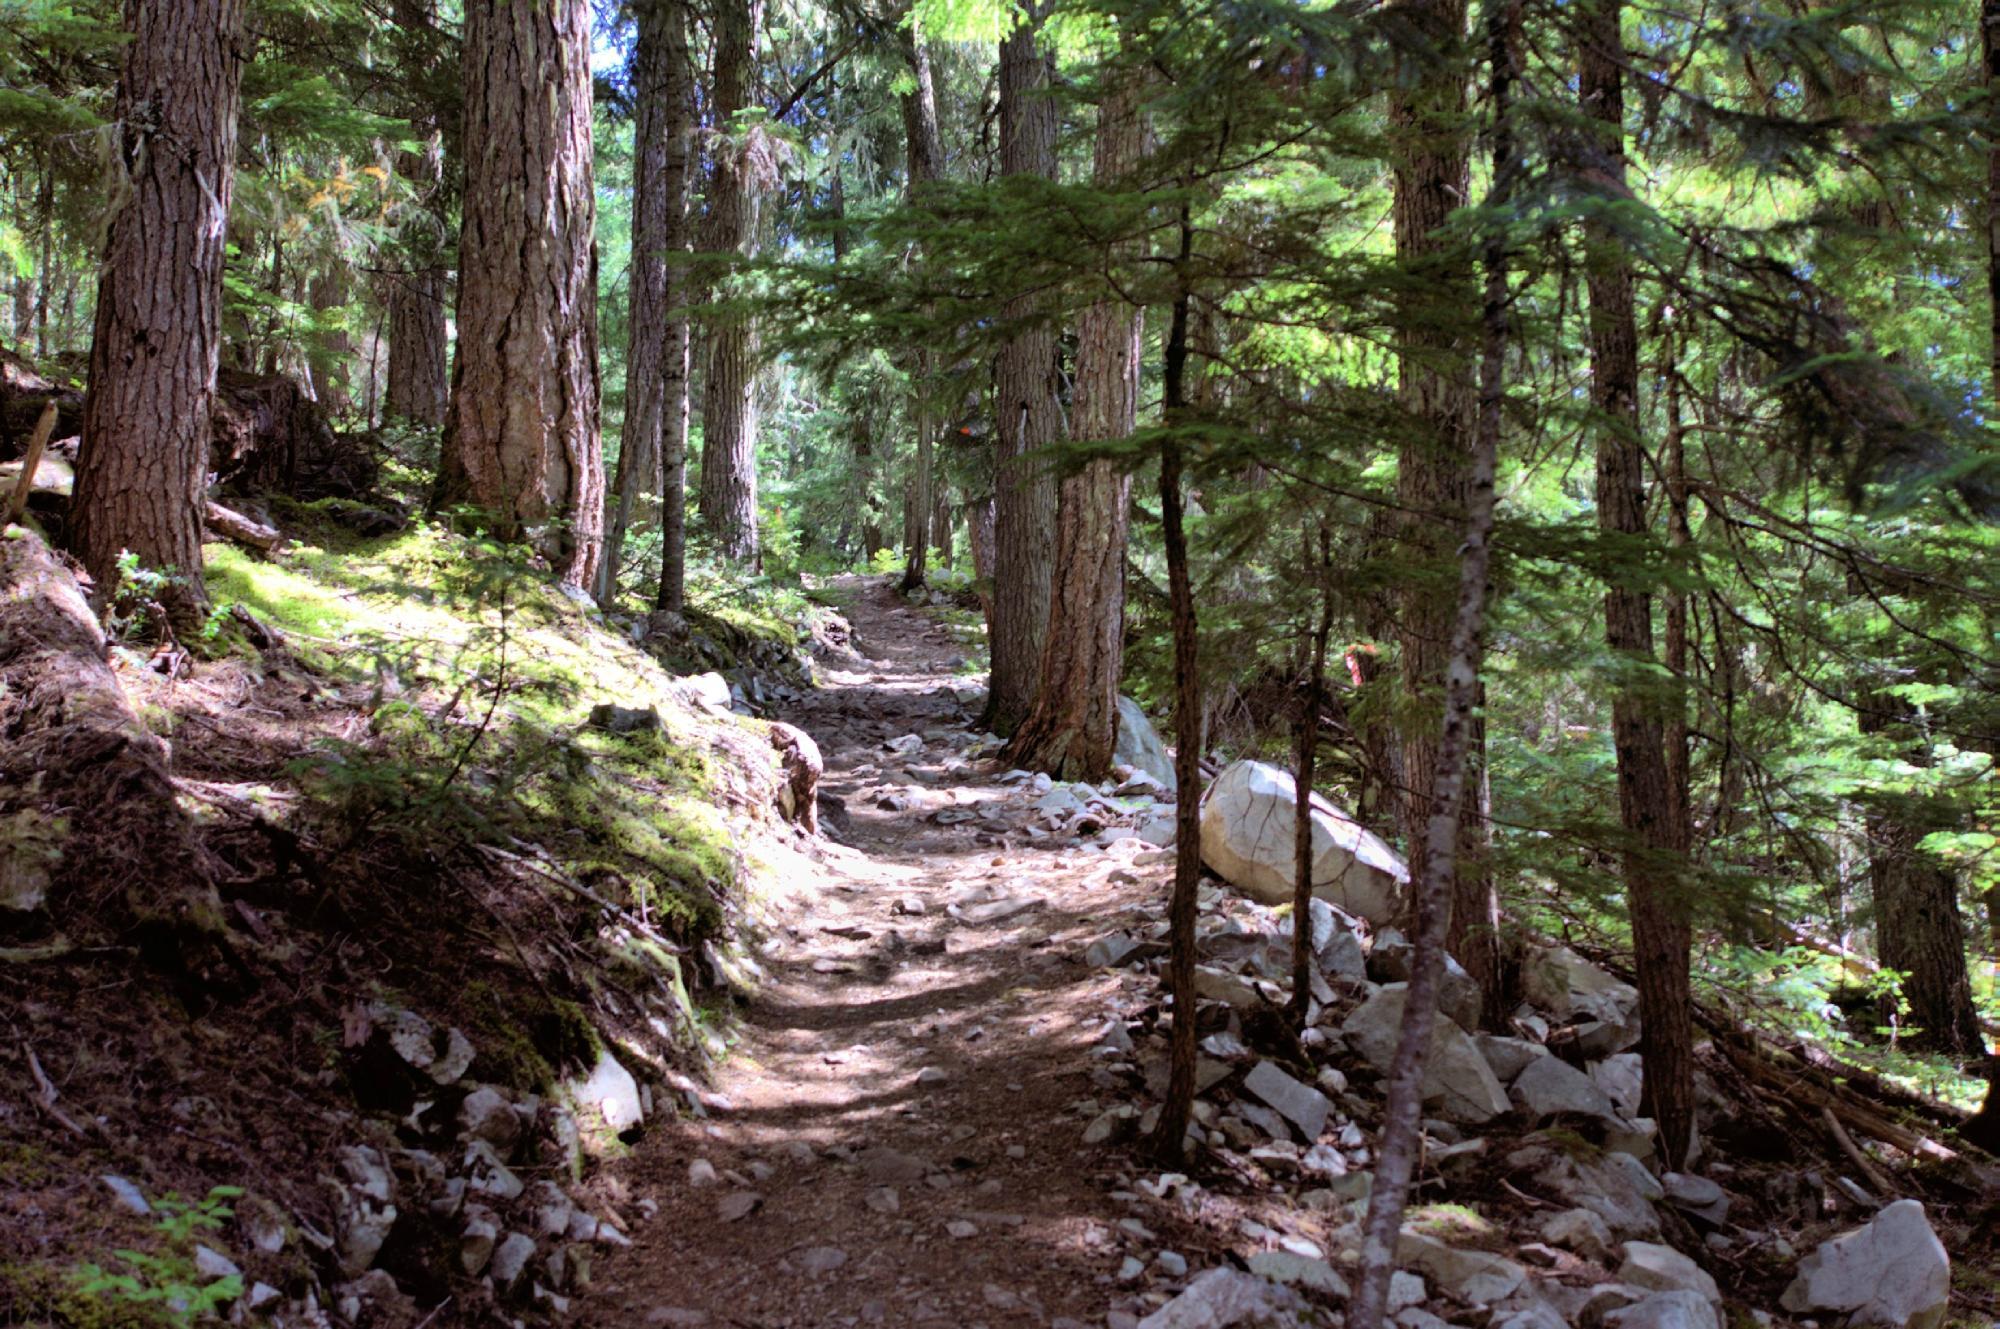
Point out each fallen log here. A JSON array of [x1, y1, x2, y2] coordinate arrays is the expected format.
[[203, 499, 284, 551]]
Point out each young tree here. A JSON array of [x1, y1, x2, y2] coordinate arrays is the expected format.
[[1007, 74, 1145, 780], [897, 26, 944, 593], [600, 0, 696, 610], [438, 0, 604, 588], [985, 5, 1063, 735], [1579, 0, 1695, 1166], [69, 0, 249, 613], [696, 0, 765, 565]]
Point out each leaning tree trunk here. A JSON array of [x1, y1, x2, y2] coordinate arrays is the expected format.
[[1348, 10, 1516, 1326], [69, 0, 248, 616], [897, 26, 945, 593], [1388, 0, 1503, 1025], [984, 7, 1063, 736], [1581, 0, 1696, 1169], [600, 0, 694, 609], [696, 0, 763, 565], [440, 0, 604, 589], [1007, 76, 1146, 781]]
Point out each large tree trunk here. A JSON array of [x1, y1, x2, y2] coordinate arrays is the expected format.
[[601, 0, 695, 610], [385, 117, 448, 429], [1389, 0, 1502, 1023], [440, 0, 604, 588], [1349, 10, 1515, 1325], [1581, 0, 1695, 1168], [984, 8, 1063, 735], [696, 0, 763, 565], [1007, 76, 1145, 781], [653, 0, 696, 614], [69, 0, 248, 615], [897, 27, 945, 593]]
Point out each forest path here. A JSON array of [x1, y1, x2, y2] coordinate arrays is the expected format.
[[592, 576, 1190, 1329]]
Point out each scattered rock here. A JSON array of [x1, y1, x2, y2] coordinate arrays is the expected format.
[[1511, 1053, 1625, 1127], [589, 702, 661, 734], [1243, 1061, 1332, 1142], [1507, 1134, 1662, 1239], [100, 1175, 150, 1216], [687, 1158, 720, 1187], [717, 1192, 761, 1222], [1661, 1173, 1730, 1226], [1618, 1242, 1720, 1305], [193, 1245, 240, 1280], [1604, 1291, 1721, 1329], [1115, 697, 1176, 787], [489, 1231, 537, 1288], [1396, 1230, 1526, 1305], [1780, 1198, 1950, 1329], [798, 1246, 847, 1277], [1343, 985, 1510, 1123], [1475, 1035, 1549, 1083], [1538, 1207, 1615, 1262], [864, 1187, 900, 1214], [1244, 1250, 1349, 1297], [332, 1145, 398, 1275], [1136, 1267, 1315, 1328], [946, 1220, 978, 1239], [1198, 761, 1407, 924]]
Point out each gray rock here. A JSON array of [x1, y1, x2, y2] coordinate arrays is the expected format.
[[490, 1232, 537, 1288], [1368, 937, 1482, 1032], [1506, 1135, 1661, 1239], [1780, 1198, 1950, 1329], [859, 1147, 930, 1184], [463, 1139, 524, 1201], [528, 1181, 573, 1239], [1310, 900, 1369, 982], [1592, 1053, 1645, 1118], [1662, 1173, 1730, 1226], [1087, 933, 1142, 967], [569, 1048, 644, 1133], [1522, 945, 1641, 1054], [100, 1175, 151, 1216], [333, 1146, 398, 1274], [1136, 1267, 1315, 1328], [798, 1246, 847, 1276], [717, 1191, 761, 1222], [462, 1212, 499, 1275], [1245, 1250, 1349, 1296], [1476, 1035, 1550, 1083], [1396, 1229, 1526, 1304], [1115, 697, 1176, 787], [1511, 1053, 1625, 1126], [1243, 1061, 1332, 1142], [687, 1158, 719, 1187], [1343, 985, 1510, 1123], [1605, 1291, 1720, 1329], [1538, 1207, 1614, 1261], [245, 1282, 281, 1311], [1388, 1271, 1427, 1312], [1618, 1242, 1719, 1305], [459, 1085, 525, 1152], [1198, 760, 1407, 924], [193, 1245, 240, 1281]]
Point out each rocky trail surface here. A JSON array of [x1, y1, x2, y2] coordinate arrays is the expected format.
[[591, 577, 1204, 1328], [583, 577, 1964, 1329]]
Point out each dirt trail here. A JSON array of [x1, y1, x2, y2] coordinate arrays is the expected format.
[[592, 577, 1196, 1328]]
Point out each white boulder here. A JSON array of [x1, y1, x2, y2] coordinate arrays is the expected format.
[[1115, 696, 1176, 787], [1780, 1199, 1950, 1329], [1199, 761, 1406, 924]]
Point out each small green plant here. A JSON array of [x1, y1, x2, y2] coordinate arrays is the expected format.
[[67, 1186, 244, 1327]]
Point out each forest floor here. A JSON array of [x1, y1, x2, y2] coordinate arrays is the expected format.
[[592, 577, 1202, 1329]]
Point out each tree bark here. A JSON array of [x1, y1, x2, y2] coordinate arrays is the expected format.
[[653, 0, 696, 614], [69, 0, 248, 617], [1292, 526, 1335, 1027], [1581, 0, 1696, 1168], [696, 0, 764, 565], [385, 122, 448, 428], [897, 26, 945, 593], [440, 0, 604, 588], [1007, 77, 1145, 781], [1389, 0, 1503, 1024], [985, 7, 1063, 735], [1348, 10, 1515, 1325], [601, 0, 695, 610]]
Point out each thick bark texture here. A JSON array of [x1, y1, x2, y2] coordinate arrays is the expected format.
[[1147, 211, 1203, 1163], [1348, 11, 1514, 1325], [441, 0, 604, 588], [985, 10, 1063, 736], [1388, 0, 1502, 1022], [653, 0, 696, 613], [601, 0, 695, 609], [1581, 0, 1696, 1169], [69, 0, 247, 610], [386, 127, 448, 428], [897, 28, 945, 592], [1007, 80, 1145, 781], [1292, 530, 1335, 1027], [696, 0, 764, 565]]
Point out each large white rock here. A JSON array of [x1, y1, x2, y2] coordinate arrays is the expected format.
[[1605, 1291, 1721, 1329], [1618, 1242, 1719, 1305], [569, 1048, 644, 1133], [1396, 1230, 1526, 1305], [1511, 1054, 1626, 1128], [1243, 1061, 1332, 1142], [1199, 761, 1406, 924], [1115, 696, 1176, 787], [1342, 985, 1510, 1124], [1780, 1199, 1950, 1329]]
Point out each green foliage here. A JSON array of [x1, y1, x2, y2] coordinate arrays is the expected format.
[[64, 1188, 244, 1329]]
